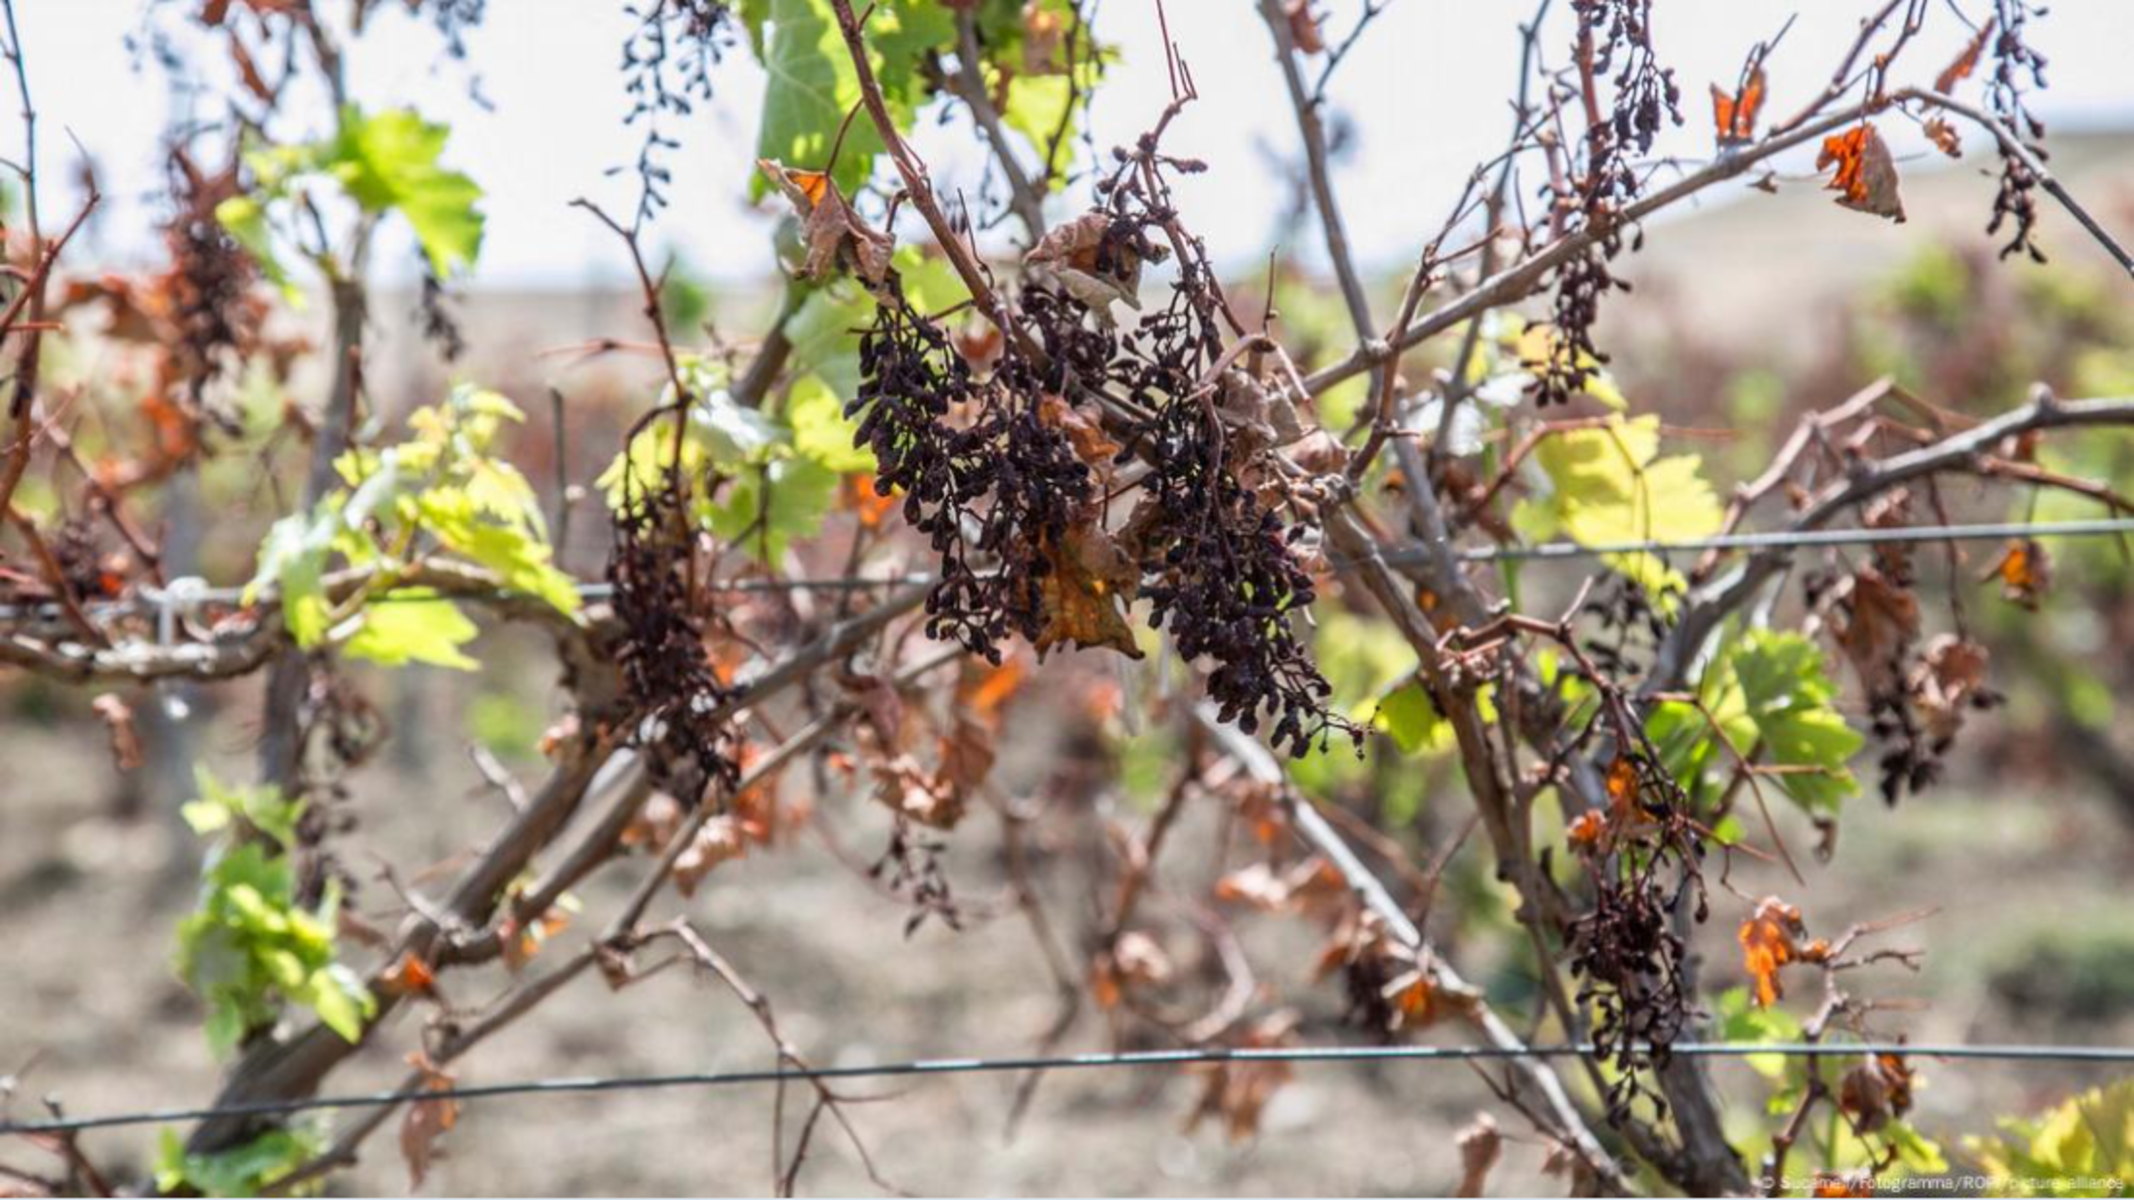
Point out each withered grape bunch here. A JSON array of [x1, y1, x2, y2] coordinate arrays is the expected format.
[[848, 281, 1094, 662], [607, 462, 740, 804], [847, 196, 1355, 758]]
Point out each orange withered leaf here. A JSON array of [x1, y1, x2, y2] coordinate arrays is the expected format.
[[1566, 809, 1609, 849], [1817, 123, 1906, 222], [1089, 955, 1123, 1010], [843, 473, 898, 529], [384, 951, 437, 996], [1935, 18, 1997, 95], [1710, 65, 1766, 146], [1384, 969, 1442, 1028], [957, 656, 1028, 726], [1604, 756, 1640, 821], [1034, 524, 1143, 660], [1987, 537, 2050, 609], [1924, 116, 1963, 158], [1739, 896, 1805, 1008], [1038, 392, 1122, 475]]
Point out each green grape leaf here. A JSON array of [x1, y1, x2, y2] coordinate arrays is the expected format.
[[1730, 630, 1865, 813], [1712, 985, 1805, 1082], [783, 278, 876, 402], [212, 194, 295, 296], [753, 0, 952, 199], [1514, 414, 1722, 595], [706, 457, 841, 562], [786, 372, 875, 471], [417, 488, 580, 615], [342, 590, 481, 670], [181, 767, 304, 847], [248, 509, 338, 647], [175, 777, 374, 1058], [1374, 682, 1448, 755], [326, 106, 485, 276], [157, 1127, 323, 1199], [300, 963, 376, 1044]]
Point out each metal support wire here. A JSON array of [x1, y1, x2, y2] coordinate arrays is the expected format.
[[5, 1040, 2131, 1137], [1430, 515, 2134, 565]]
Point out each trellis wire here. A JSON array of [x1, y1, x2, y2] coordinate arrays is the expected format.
[[1, 516, 2129, 627], [6, 1041, 2131, 1137]]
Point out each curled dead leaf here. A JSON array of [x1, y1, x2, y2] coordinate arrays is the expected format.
[[1285, 0, 1325, 54], [1909, 634, 1993, 741], [1986, 537, 2050, 609], [1025, 211, 1153, 314], [870, 755, 965, 830], [673, 814, 748, 898], [1936, 18, 1997, 95], [1739, 895, 1805, 1008], [383, 951, 437, 998], [1455, 1113, 1502, 1199], [1838, 1051, 1914, 1133], [1185, 1010, 1300, 1141], [1817, 123, 1906, 222], [1112, 930, 1174, 988], [1833, 566, 1921, 687], [1034, 524, 1143, 660], [1038, 392, 1122, 476], [1710, 65, 1766, 146], [400, 1052, 459, 1189], [91, 693, 142, 772], [759, 159, 894, 285], [1924, 116, 1964, 158]]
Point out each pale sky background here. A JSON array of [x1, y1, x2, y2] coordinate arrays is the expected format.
[[8, 0, 2132, 289]]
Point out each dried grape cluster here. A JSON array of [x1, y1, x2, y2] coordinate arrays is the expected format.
[[1984, 0, 2051, 261], [607, 464, 740, 804], [845, 190, 1353, 755], [849, 282, 1094, 662], [1120, 296, 1352, 759], [620, 0, 735, 220], [1537, 0, 1683, 407], [1096, 167, 1357, 760], [164, 153, 262, 431]]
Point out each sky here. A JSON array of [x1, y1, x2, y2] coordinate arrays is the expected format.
[[7, 0, 2132, 289]]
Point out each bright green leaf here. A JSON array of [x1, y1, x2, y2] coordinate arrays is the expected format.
[[327, 106, 485, 276], [342, 590, 481, 670]]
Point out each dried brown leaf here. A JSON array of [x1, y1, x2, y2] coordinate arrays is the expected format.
[[1817, 123, 1906, 222]]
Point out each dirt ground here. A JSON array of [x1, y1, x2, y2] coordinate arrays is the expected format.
[[4, 664, 2133, 1197]]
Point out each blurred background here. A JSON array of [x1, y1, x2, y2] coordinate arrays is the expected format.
[[4, 1, 2134, 1194]]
